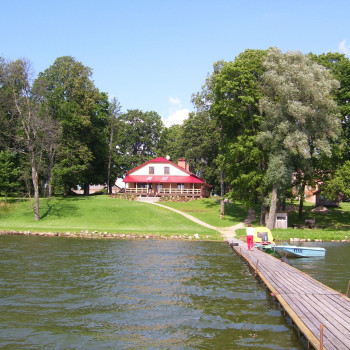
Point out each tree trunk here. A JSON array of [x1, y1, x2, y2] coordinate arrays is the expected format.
[[48, 181, 53, 198], [260, 203, 267, 226], [266, 183, 278, 229], [84, 183, 90, 195], [220, 168, 225, 217], [298, 182, 305, 219], [107, 124, 114, 195], [259, 190, 267, 225], [31, 153, 40, 221]]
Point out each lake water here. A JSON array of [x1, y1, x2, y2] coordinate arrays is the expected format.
[[0, 236, 348, 350], [286, 241, 350, 294]]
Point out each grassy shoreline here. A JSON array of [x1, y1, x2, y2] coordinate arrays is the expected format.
[[160, 198, 350, 242], [1, 196, 350, 242], [0, 196, 221, 240]]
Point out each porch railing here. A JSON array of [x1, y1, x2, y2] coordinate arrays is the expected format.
[[158, 188, 201, 195], [125, 187, 201, 195]]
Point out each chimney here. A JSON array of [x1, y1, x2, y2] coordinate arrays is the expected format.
[[178, 158, 190, 172]]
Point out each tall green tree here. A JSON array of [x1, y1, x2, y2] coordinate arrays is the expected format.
[[260, 48, 341, 228], [157, 124, 185, 162], [309, 52, 350, 158], [211, 49, 267, 219], [116, 109, 164, 175], [309, 53, 350, 200], [192, 60, 226, 213], [34, 56, 109, 195], [0, 58, 59, 220], [181, 111, 220, 192]]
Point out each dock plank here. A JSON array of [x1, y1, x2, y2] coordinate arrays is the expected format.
[[283, 294, 344, 350], [229, 238, 350, 350]]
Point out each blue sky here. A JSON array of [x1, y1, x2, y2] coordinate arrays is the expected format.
[[1, 0, 349, 126]]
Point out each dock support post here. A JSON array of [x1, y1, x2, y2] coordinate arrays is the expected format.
[[346, 280, 350, 297], [320, 324, 324, 350]]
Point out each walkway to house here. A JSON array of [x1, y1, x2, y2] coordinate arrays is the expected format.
[[136, 196, 160, 204], [151, 201, 250, 239]]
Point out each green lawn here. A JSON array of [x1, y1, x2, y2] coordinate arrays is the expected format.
[[271, 202, 350, 241], [236, 201, 350, 242], [1, 196, 349, 242], [160, 198, 248, 227], [0, 196, 221, 240]]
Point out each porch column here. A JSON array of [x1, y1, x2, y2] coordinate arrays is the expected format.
[[200, 185, 203, 198]]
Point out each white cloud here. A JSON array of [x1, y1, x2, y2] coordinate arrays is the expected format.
[[162, 97, 191, 127], [169, 97, 181, 106], [338, 39, 350, 55], [164, 108, 190, 127]]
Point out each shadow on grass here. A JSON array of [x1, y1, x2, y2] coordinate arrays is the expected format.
[[288, 206, 350, 231], [40, 196, 88, 220], [41, 201, 72, 220]]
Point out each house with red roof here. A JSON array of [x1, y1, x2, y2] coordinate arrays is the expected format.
[[123, 157, 211, 198]]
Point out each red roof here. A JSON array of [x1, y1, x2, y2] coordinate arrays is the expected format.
[[123, 175, 206, 184], [123, 157, 210, 186], [126, 157, 192, 176]]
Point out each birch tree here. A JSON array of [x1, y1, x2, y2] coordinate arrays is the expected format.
[[0, 58, 59, 220]]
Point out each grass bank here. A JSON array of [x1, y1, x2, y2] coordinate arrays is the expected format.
[[0, 196, 221, 240], [235, 201, 350, 242], [1, 196, 349, 242]]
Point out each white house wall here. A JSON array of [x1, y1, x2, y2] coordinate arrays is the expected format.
[[131, 162, 189, 176]]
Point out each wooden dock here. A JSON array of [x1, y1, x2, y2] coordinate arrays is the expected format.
[[228, 238, 350, 350]]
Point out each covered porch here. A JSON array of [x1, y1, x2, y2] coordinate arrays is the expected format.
[[125, 182, 207, 197]]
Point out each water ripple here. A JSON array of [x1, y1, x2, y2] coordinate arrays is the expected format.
[[0, 236, 304, 349]]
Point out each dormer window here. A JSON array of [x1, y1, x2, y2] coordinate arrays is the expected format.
[[149, 166, 154, 175], [164, 167, 170, 175]]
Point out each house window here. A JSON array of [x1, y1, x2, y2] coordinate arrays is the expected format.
[[177, 183, 185, 189], [164, 167, 170, 175], [149, 166, 154, 175]]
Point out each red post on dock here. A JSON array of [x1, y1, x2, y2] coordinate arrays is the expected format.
[[320, 324, 324, 350]]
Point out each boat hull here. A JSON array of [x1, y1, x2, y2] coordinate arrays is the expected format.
[[255, 243, 275, 254], [274, 245, 326, 258]]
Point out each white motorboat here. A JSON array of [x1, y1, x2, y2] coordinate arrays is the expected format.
[[274, 243, 326, 258]]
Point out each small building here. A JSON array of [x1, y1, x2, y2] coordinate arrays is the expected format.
[[265, 212, 288, 229], [123, 157, 211, 197]]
